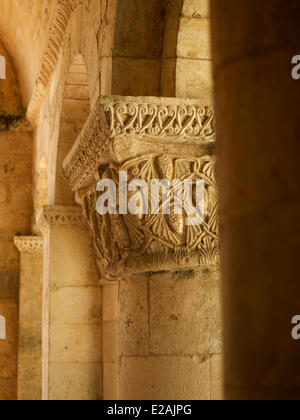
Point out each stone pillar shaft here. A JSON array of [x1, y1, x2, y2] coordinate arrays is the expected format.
[[37, 206, 102, 401], [102, 279, 119, 400], [14, 236, 43, 401]]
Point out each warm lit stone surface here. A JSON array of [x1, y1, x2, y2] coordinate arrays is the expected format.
[[37, 207, 102, 400], [149, 270, 221, 356], [119, 356, 211, 400], [48, 362, 102, 401], [102, 281, 119, 400], [0, 41, 23, 116], [118, 270, 222, 399], [50, 287, 101, 324], [0, 128, 32, 400], [14, 237, 43, 401], [119, 274, 150, 356], [211, 355, 223, 400], [182, 0, 210, 18], [178, 18, 211, 60], [176, 0, 212, 101]]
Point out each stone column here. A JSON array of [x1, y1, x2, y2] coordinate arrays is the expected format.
[[210, 0, 300, 400], [14, 236, 43, 400], [37, 206, 102, 401], [63, 96, 222, 400]]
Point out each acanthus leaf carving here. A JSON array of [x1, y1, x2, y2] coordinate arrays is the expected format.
[[80, 154, 219, 279]]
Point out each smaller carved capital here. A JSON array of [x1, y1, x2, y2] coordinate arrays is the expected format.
[[14, 236, 44, 253], [37, 206, 85, 235]]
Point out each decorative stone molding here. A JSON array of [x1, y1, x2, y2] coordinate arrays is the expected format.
[[37, 206, 85, 235], [103, 96, 214, 140], [62, 96, 215, 191], [26, 0, 79, 126], [62, 95, 218, 278], [14, 236, 44, 253]]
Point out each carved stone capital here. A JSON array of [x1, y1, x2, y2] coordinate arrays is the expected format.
[[14, 236, 44, 253], [62, 96, 219, 279], [37, 206, 85, 235]]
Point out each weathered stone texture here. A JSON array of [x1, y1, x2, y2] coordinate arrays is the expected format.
[[118, 269, 222, 399], [0, 127, 32, 400]]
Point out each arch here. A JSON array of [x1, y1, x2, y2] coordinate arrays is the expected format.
[[55, 53, 90, 205], [0, 0, 57, 108]]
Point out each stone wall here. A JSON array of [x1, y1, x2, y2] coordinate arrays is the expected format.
[[0, 129, 33, 400], [176, 0, 212, 101], [0, 42, 23, 116], [0, 42, 33, 400]]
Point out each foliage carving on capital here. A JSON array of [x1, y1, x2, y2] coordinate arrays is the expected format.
[[80, 154, 219, 279]]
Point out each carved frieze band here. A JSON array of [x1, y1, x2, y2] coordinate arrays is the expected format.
[[62, 96, 215, 191], [14, 236, 44, 253], [103, 96, 215, 140], [26, 0, 79, 126], [37, 206, 85, 235]]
